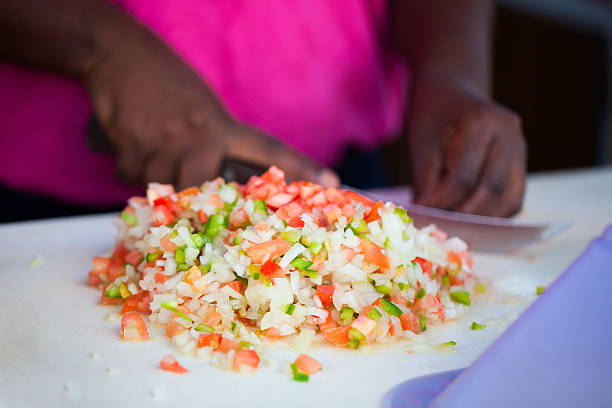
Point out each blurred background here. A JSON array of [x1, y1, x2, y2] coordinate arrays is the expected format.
[[382, 0, 612, 183]]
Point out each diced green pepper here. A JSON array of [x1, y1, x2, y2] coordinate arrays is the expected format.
[[291, 256, 313, 271], [348, 327, 365, 341], [239, 341, 251, 349], [285, 304, 296, 315], [475, 283, 487, 293], [105, 285, 121, 298], [169, 230, 178, 239], [308, 241, 323, 255], [536, 285, 546, 295], [419, 315, 427, 332], [146, 252, 161, 263], [367, 307, 382, 321], [442, 275, 450, 286], [450, 291, 471, 306], [195, 323, 214, 333], [198, 262, 212, 274], [231, 321, 237, 332], [415, 288, 426, 299], [232, 232, 243, 246], [471, 322, 486, 330], [379, 299, 403, 317], [121, 212, 138, 226], [436, 340, 457, 351], [375, 284, 392, 295], [161, 301, 192, 322], [177, 263, 190, 271], [397, 282, 410, 291], [191, 233, 205, 248], [175, 246, 186, 264], [383, 237, 390, 248], [253, 200, 268, 215], [394, 207, 412, 224], [290, 363, 309, 382], [302, 270, 318, 279], [282, 230, 300, 244], [340, 307, 355, 324], [205, 213, 228, 237]]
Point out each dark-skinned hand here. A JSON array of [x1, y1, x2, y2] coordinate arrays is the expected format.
[[406, 75, 526, 217]]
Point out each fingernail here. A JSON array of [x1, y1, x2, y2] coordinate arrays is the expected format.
[[317, 169, 340, 188]]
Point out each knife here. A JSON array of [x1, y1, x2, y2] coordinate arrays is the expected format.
[[86, 117, 570, 252], [346, 186, 571, 253]]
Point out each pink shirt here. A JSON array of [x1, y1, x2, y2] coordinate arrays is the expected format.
[[0, 0, 407, 206]]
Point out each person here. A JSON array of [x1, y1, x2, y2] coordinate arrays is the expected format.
[[0, 0, 526, 222]]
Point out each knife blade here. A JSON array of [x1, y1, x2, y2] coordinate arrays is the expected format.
[[345, 186, 571, 253]]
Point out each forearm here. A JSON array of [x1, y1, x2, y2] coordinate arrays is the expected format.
[[390, 0, 493, 95], [0, 0, 143, 79]]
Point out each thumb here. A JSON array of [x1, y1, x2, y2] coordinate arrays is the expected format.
[[227, 125, 340, 188]]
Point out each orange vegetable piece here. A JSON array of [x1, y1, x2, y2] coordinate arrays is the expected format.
[[359, 238, 391, 269], [160, 354, 188, 373], [121, 312, 150, 341], [365, 201, 384, 222], [233, 349, 261, 370], [246, 239, 291, 264], [295, 354, 322, 375]]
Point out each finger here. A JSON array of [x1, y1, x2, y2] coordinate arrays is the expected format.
[[407, 122, 447, 205], [111, 129, 149, 184], [420, 126, 492, 210], [227, 126, 340, 188], [142, 144, 185, 185], [488, 162, 525, 217], [176, 144, 223, 190], [458, 138, 512, 215]]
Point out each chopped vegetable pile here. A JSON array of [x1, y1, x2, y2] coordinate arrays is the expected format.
[[88, 166, 476, 377]]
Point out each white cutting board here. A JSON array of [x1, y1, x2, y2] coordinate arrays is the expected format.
[[0, 215, 549, 408], [1, 168, 609, 407]]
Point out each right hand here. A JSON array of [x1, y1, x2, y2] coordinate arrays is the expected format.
[[83, 22, 339, 190]]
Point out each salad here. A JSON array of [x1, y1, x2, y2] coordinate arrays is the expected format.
[[88, 166, 474, 379]]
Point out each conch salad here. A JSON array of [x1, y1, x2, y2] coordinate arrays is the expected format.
[[88, 166, 474, 380]]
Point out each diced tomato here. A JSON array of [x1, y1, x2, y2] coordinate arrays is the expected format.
[[343, 190, 376, 207], [229, 208, 249, 228], [321, 325, 350, 347], [160, 234, 177, 252], [146, 183, 175, 205], [275, 202, 305, 222], [205, 307, 222, 326], [390, 296, 409, 307], [351, 314, 376, 337], [265, 192, 297, 209], [121, 312, 149, 341], [255, 221, 269, 231], [217, 337, 239, 353], [265, 327, 282, 339], [316, 284, 335, 305], [432, 228, 448, 242], [360, 238, 391, 270], [365, 201, 384, 222], [197, 209, 209, 224], [260, 165, 285, 184], [177, 186, 199, 209], [412, 257, 433, 278], [124, 250, 143, 266], [324, 188, 345, 204], [296, 182, 322, 200], [111, 241, 128, 265], [447, 250, 473, 269], [399, 311, 422, 333], [287, 218, 305, 228], [295, 354, 321, 375], [310, 191, 328, 206], [260, 260, 285, 279], [413, 294, 445, 322], [323, 203, 342, 223], [121, 291, 152, 314], [209, 193, 224, 209], [160, 354, 188, 373], [252, 183, 280, 201], [88, 257, 110, 286], [199, 333, 222, 349], [154, 273, 169, 284], [166, 320, 186, 337], [220, 280, 243, 293], [100, 283, 122, 305], [343, 247, 357, 262], [107, 259, 125, 281], [341, 203, 356, 220], [233, 349, 260, 370], [151, 204, 175, 226], [246, 239, 291, 264]]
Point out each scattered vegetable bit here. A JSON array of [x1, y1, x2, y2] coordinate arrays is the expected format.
[[419, 315, 427, 332], [294, 354, 321, 375], [160, 354, 188, 373], [475, 283, 487, 293], [379, 299, 403, 317], [285, 304, 296, 315], [436, 340, 457, 351], [450, 291, 471, 306], [536, 286, 546, 295], [195, 323, 214, 333], [471, 322, 486, 330], [415, 288, 426, 299], [121, 312, 149, 341], [290, 363, 309, 382]]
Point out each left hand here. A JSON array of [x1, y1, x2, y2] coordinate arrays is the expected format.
[[405, 75, 527, 217]]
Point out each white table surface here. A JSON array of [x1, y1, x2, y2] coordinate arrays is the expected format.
[[0, 167, 610, 408]]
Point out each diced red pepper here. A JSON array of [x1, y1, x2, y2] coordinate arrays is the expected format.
[[260, 260, 285, 279]]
